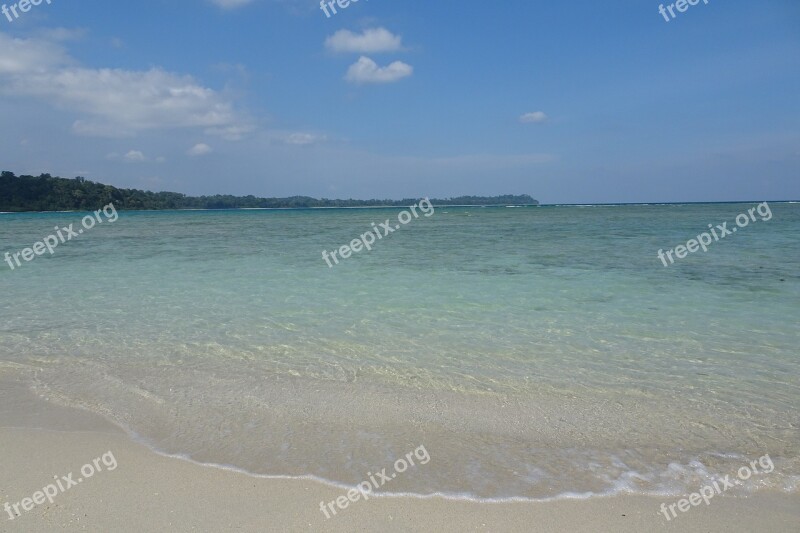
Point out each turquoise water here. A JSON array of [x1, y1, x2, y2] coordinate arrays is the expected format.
[[1, 203, 798, 499]]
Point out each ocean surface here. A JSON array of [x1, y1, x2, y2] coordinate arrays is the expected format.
[[1, 203, 798, 500]]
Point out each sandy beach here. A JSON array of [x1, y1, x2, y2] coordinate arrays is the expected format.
[[2, 383, 798, 533], [2, 0, 798, 530]]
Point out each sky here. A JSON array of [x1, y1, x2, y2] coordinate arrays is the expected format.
[[0, 0, 798, 204]]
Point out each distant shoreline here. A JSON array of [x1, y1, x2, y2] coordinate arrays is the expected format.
[[2, 200, 798, 215], [0, 204, 540, 214], [1, 171, 539, 212]]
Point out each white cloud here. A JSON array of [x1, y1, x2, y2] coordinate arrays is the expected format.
[[519, 111, 548, 124], [187, 143, 212, 156], [210, 0, 255, 8], [0, 32, 251, 139], [204, 124, 255, 141], [124, 150, 146, 162], [417, 153, 555, 167], [285, 132, 326, 145], [0, 33, 68, 74], [345, 56, 413, 85], [325, 28, 403, 54]]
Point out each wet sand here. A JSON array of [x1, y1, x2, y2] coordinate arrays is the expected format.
[[1, 381, 797, 532]]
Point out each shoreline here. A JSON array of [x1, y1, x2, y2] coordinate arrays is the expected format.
[[3, 200, 800, 215], [1, 379, 798, 531], [2, 425, 798, 532]]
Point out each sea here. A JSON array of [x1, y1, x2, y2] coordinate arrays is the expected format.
[[1, 202, 798, 501]]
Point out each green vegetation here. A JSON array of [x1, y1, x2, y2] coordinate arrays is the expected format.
[[0, 171, 538, 212]]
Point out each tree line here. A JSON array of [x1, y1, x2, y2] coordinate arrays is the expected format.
[[0, 171, 539, 212]]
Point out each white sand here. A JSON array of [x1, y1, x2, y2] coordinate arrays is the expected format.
[[1, 376, 798, 532], [1, 421, 798, 532]]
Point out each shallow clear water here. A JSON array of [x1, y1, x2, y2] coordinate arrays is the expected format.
[[1, 203, 798, 499]]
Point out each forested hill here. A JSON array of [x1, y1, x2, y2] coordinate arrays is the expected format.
[[0, 171, 538, 212]]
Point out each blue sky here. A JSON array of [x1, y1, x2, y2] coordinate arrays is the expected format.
[[0, 0, 798, 203]]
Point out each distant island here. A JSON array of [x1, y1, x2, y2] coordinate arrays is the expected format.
[[0, 171, 538, 212]]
